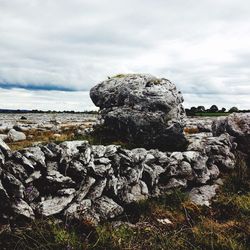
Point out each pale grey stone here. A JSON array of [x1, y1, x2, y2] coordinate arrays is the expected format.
[[189, 185, 219, 206], [8, 129, 26, 142]]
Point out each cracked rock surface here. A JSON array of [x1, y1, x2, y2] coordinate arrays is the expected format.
[[90, 74, 187, 151]]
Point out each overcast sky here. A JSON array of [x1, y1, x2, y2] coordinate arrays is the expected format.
[[0, 0, 250, 111]]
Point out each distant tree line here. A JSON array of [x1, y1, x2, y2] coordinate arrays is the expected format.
[[0, 109, 99, 114], [185, 105, 250, 116]]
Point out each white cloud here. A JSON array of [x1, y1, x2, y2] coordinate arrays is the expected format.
[[0, 88, 96, 111], [0, 0, 250, 110]]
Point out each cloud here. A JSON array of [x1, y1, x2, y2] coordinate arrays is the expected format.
[[0, 0, 250, 110], [0, 88, 96, 111]]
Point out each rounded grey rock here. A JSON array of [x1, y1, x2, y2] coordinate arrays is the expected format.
[[90, 74, 187, 151]]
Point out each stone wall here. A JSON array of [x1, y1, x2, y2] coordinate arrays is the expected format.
[[0, 130, 235, 225]]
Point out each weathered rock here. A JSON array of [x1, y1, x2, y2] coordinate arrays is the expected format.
[[60, 141, 88, 159], [87, 178, 107, 200], [142, 164, 165, 188], [37, 189, 75, 216], [0, 180, 9, 200], [75, 176, 96, 202], [41, 145, 57, 159], [1, 171, 25, 199], [0, 134, 8, 141], [46, 170, 75, 189], [189, 184, 219, 206], [123, 181, 149, 203], [64, 199, 92, 220], [94, 157, 111, 165], [44, 143, 61, 158], [197, 122, 212, 132], [187, 133, 236, 171], [79, 147, 92, 165], [13, 124, 30, 132], [0, 149, 5, 165], [46, 161, 59, 172], [25, 171, 42, 184], [165, 178, 187, 189], [212, 113, 250, 155], [90, 74, 187, 151], [92, 163, 112, 177], [94, 196, 123, 220], [3, 161, 28, 181], [0, 138, 10, 156], [12, 199, 35, 221], [208, 164, 220, 180], [91, 145, 106, 158], [205, 134, 236, 170], [105, 145, 120, 157], [64, 160, 87, 181], [12, 151, 35, 172], [24, 185, 40, 202], [107, 176, 127, 198], [8, 129, 26, 142], [22, 146, 46, 169]]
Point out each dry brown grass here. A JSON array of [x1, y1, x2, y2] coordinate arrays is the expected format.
[[7, 125, 81, 151], [184, 127, 199, 134]]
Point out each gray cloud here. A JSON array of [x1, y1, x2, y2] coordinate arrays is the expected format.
[[0, 0, 250, 110]]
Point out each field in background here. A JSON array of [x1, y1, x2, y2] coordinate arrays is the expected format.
[[194, 112, 230, 117]]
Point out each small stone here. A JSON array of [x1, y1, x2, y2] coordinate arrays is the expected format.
[[25, 171, 42, 184], [157, 218, 173, 225], [37, 192, 75, 216], [0, 139, 10, 155], [94, 196, 123, 220], [8, 129, 26, 142], [64, 199, 92, 220], [46, 170, 75, 187], [165, 178, 187, 189], [23, 146, 46, 169], [87, 178, 107, 200], [24, 185, 40, 202], [75, 176, 96, 202], [12, 199, 35, 221], [0, 134, 8, 141], [2, 171, 25, 199], [189, 185, 219, 206]]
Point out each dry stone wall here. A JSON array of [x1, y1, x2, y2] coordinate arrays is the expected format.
[[0, 131, 236, 225]]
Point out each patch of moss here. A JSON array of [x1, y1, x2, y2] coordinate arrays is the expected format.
[[110, 73, 133, 79], [0, 219, 85, 250]]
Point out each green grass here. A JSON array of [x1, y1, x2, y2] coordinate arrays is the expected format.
[[194, 112, 230, 117], [1, 181, 249, 250]]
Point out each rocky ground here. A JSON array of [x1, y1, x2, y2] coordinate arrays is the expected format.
[[0, 113, 243, 220], [0, 113, 249, 249], [0, 113, 97, 150]]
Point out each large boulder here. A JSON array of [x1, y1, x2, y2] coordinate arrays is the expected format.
[[90, 74, 187, 151], [212, 113, 250, 155]]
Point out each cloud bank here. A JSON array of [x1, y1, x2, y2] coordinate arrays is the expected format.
[[0, 0, 250, 110]]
